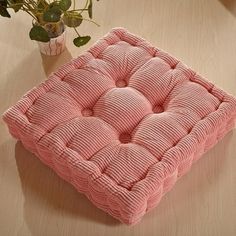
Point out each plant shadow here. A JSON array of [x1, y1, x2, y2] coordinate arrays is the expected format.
[[14, 142, 118, 236], [218, 0, 236, 17], [1, 47, 73, 113], [1, 49, 44, 113], [40, 47, 73, 77]]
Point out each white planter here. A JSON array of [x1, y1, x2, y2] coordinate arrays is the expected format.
[[38, 30, 66, 56]]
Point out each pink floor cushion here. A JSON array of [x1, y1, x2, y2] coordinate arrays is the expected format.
[[3, 28, 236, 225]]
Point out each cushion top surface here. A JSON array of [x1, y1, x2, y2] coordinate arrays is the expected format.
[[3, 28, 236, 225]]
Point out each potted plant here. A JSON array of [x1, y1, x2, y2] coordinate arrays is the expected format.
[[0, 0, 99, 55]]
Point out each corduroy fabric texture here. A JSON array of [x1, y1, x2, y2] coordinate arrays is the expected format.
[[3, 28, 236, 225]]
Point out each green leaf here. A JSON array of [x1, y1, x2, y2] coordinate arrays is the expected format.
[[62, 12, 82, 27], [73, 36, 91, 47], [48, 1, 61, 10], [88, 0, 92, 18], [37, 0, 49, 12], [43, 7, 62, 22], [0, 0, 8, 6], [59, 0, 71, 11], [0, 0, 10, 17], [48, 3, 62, 13], [29, 25, 50, 42], [0, 7, 10, 17]]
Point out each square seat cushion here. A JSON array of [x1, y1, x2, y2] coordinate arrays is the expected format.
[[3, 28, 236, 225]]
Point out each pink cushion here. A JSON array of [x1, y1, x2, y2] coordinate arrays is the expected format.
[[3, 28, 236, 225]]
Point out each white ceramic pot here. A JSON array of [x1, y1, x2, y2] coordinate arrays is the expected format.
[[38, 30, 66, 56]]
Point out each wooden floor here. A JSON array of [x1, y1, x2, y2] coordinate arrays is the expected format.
[[0, 0, 236, 235]]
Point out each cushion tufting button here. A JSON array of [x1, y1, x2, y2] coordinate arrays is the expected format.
[[81, 108, 93, 117], [171, 63, 178, 69], [153, 105, 164, 113], [119, 133, 131, 143], [116, 79, 127, 88]]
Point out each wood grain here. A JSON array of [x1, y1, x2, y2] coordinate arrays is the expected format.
[[0, 0, 235, 235]]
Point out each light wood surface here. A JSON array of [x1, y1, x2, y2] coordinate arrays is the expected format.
[[0, 0, 236, 235]]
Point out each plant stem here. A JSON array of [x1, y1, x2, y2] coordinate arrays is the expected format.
[[8, 3, 24, 7], [73, 15, 100, 26], [74, 27, 80, 37], [22, 7, 38, 20], [24, 0, 35, 11], [69, 8, 88, 12], [23, 1, 37, 15], [6, 2, 38, 21], [80, 0, 89, 14], [26, 0, 37, 8]]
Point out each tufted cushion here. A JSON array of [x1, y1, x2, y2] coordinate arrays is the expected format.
[[3, 28, 236, 225]]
